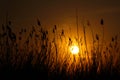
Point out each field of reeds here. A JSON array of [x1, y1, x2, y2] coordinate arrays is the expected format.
[[0, 19, 120, 80]]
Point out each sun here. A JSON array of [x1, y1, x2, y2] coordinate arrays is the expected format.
[[70, 45, 79, 54]]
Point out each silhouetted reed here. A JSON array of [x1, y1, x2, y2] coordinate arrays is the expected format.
[[0, 18, 119, 79]]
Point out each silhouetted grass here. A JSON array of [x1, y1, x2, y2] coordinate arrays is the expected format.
[[0, 18, 120, 80]]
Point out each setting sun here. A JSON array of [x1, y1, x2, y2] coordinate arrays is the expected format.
[[70, 45, 79, 54]]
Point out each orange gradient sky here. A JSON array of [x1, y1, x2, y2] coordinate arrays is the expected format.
[[0, 0, 120, 43]]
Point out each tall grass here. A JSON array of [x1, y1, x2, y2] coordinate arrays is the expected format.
[[0, 18, 120, 79]]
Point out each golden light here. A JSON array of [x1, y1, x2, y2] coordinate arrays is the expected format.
[[70, 45, 79, 54]]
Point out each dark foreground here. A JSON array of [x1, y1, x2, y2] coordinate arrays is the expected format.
[[0, 65, 120, 80]]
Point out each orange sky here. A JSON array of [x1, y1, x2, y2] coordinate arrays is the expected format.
[[0, 0, 120, 43]]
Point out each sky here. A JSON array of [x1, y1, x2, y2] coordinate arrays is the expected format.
[[0, 0, 120, 43]]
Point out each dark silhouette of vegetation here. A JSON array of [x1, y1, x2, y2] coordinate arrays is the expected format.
[[0, 18, 120, 80]]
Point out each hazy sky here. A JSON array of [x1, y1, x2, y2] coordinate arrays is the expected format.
[[0, 0, 120, 42]]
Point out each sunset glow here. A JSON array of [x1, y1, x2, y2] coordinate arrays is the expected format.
[[0, 0, 120, 79], [70, 45, 79, 54]]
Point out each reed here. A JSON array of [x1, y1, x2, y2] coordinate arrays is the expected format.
[[0, 18, 119, 79]]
